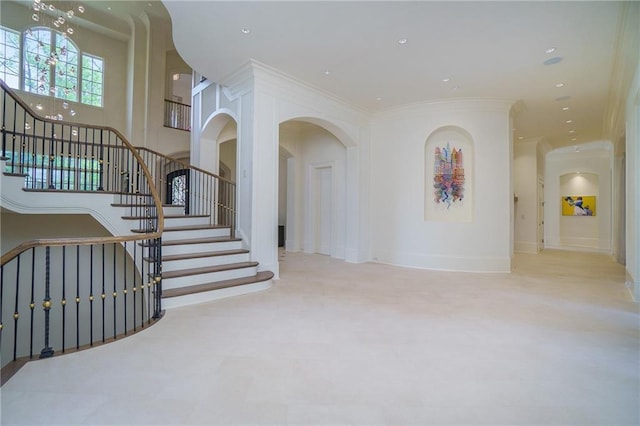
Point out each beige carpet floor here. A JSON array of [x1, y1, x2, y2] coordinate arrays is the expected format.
[[1, 249, 638, 425]]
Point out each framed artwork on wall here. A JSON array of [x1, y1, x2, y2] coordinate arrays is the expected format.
[[433, 142, 465, 208], [562, 195, 596, 216]]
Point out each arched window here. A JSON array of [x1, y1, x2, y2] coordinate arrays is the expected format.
[[23, 27, 79, 102], [0, 25, 103, 108]]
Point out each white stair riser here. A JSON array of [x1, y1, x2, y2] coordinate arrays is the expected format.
[[162, 280, 272, 309], [162, 266, 258, 289], [163, 205, 186, 215], [161, 240, 242, 256], [164, 216, 210, 227], [162, 227, 230, 241], [162, 253, 250, 272]]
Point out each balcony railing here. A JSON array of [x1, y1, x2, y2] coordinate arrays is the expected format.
[[164, 99, 191, 132]]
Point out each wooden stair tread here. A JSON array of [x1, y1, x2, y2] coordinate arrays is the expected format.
[[164, 224, 230, 232], [161, 236, 241, 246], [143, 248, 249, 263], [162, 271, 274, 299], [123, 216, 158, 220], [162, 261, 259, 279]]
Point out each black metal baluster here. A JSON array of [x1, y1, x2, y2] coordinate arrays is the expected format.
[[48, 122, 55, 188], [112, 242, 117, 339], [123, 241, 128, 335], [101, 244, 105, 343], [153, 237, 162, 319], [82, 128, 88, 190], [61, 246, 66, 352], [133, 242, 137, 332], [1, 88, 6, 157], [0, 265, 4, 353], [141, 241, 146, 327], [29, 247, 35, 358], [106, 133, 112, 192], [90, 129, 96, 190], [11, 255, 20, 361], [89, 245, 94, 345], [98, 130, 104, 191], [59, 124, 64, 189], [75, 245, 80, 350], [40, 246, 54, 359], [10, 98, 17, 173]]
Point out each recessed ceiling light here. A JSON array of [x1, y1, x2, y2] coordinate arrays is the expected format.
[[562, 107, 570, 111], [571, 137, 577, 141], [544, 57, 563, 66], [569, 130, 576, 134], [324, 70, 331, 75], [398, 38, 407, 44], [546, 47, 556, 54], [518, 136, 524, 140], [565, 120, 573, 124], [376, 97, 382, 101], [241, 28, 250, 34], [555, 95, 571, 101], [555, 83, 565, 88], [107, 6, 111, 10], [442, 77, 450, 83]]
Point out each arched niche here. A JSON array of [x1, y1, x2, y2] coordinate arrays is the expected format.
[[424, 126, 474, 222]]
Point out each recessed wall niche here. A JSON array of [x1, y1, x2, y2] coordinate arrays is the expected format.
[[424, 126, 474, 222]]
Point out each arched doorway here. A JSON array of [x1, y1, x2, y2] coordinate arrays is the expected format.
[[278, 119, 350, 258]]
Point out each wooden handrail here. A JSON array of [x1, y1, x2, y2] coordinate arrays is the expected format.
[[0, 79, 164, 265], [164, 98, 191, 108], [1, 234, 158, 266], [136, 146, 235, 185]]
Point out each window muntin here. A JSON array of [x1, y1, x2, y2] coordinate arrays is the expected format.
[[54, 35, 79, 101], [0, 26, 103, 107], [0, 26, 20, 88], [23, 27, 79, 101], [81, 54, 103, 107]]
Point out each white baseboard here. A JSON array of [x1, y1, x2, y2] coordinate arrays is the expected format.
[[373, 250, 511, 273], [514, 241, 538, 254]]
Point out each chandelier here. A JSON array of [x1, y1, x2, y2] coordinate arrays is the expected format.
[[28, 0, 85, 121]]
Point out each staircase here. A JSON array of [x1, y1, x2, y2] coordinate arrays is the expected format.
[[135, 205, 273, 309], [1, 161, 273, 311], [0, 79, 273, 314]]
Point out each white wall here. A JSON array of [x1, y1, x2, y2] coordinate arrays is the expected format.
[[371, 99, 513, 272], [545, 143, 613, 253], [626, 52, 640, 300]]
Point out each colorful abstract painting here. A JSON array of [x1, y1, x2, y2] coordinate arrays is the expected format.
[[433, 142, 465, 208], [562, 195, 596, 216]]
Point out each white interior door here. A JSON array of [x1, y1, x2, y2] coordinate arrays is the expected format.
[[538, 179, 544, 252], [315, 166, 332, 255]]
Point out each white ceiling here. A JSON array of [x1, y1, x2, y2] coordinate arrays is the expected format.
[[162, 1, 631, 150]]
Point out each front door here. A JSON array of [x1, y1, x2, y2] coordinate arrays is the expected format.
[[166, 169, 189, 214]]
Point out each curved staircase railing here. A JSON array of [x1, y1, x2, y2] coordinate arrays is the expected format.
[[136, 147, 236, 236], [0, 79, 164, 377]]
